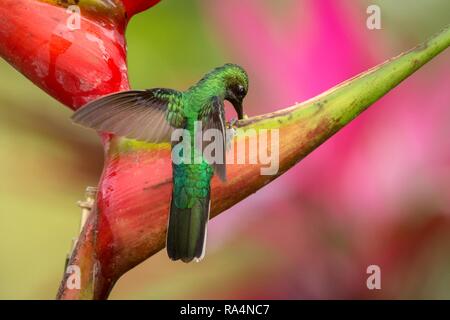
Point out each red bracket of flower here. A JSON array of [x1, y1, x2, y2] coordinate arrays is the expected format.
[[1, 0, 448, 300]]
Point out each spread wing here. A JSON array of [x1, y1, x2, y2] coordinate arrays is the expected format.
[[71, 89, 184, 143], [201, 96, 227, 181]]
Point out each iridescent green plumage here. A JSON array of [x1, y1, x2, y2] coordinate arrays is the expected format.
[[71, 63, 249, 262]]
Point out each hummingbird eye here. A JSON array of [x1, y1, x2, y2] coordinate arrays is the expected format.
[[237, 85, 246, 96]]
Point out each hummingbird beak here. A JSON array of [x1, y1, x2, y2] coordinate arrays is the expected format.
[[232, 100, 244, 120]]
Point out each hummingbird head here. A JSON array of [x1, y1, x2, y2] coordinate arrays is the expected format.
[[222, 64, 248, 120]]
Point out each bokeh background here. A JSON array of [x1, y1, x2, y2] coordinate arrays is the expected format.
[[1, 0, 449, 299]]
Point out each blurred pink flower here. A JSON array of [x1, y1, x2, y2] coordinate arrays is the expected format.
[[202, 0, 450, 298]]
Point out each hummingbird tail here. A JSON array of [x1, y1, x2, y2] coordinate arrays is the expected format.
[[166, 195, 211, 263]]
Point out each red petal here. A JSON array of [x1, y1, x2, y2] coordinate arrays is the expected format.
[[121, 0, 161, 18]]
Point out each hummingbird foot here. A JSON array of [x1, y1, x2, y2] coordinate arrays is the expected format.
[[227, 117, 238, 129], [226, 126, 237, 150]]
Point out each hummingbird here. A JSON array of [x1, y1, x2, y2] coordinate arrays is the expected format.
[[71, 63, 249, 262]]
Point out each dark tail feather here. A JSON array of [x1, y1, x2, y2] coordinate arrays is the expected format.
[[166, 195, 210, 263]]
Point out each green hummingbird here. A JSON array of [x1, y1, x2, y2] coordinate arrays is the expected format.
[[71, 63, 249, 262]]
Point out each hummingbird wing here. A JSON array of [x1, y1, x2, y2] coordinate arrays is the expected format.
[[71, 89, 184, 143], [201, 96, 227, 181]]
